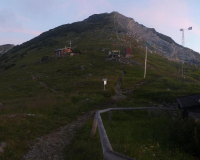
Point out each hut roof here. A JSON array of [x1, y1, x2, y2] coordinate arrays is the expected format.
[[54, 47, 73, 52], [177, 93, 200, 109]]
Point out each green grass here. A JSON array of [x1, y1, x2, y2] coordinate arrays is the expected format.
[[1, 24, 200, 159], [65, 110, 199, 160]]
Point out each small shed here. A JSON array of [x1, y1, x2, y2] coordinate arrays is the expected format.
[[177, 94, 200, 109], [111, 50, 120, 55], [54, 47, 73, 57], [123, 48, 133, 57]]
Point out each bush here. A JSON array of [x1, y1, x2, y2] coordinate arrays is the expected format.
[[40, 56, 49, 63], [169, 112, 200, 158], [73, 49, 82, 54], [5, 63, 16, 70]]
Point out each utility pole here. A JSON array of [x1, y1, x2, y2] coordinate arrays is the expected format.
[[144, 45, 147, 78], [144, 42, 152, 79]]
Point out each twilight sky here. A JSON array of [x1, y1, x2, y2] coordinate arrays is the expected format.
[[1, 0, 200, 53]]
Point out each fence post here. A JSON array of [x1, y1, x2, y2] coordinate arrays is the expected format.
[[91, 113, 98, 138], [108, 111, 112, 123]]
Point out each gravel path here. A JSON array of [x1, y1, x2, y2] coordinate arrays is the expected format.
[[112, 69, 126, 100], [22, 110, 96, 160]]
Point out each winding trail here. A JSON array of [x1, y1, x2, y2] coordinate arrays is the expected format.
[[22, 110, 96, 160], [112, 69, 126, 100], [23, 71, 125, 159]]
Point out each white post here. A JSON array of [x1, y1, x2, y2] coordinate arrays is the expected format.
[[103, 79, 107, 91], [144, 46, 147, 78]]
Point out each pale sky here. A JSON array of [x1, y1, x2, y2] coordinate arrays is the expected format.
[[1, 0, 200, 53]]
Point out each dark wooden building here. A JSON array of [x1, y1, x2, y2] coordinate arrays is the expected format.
[[177, 94, 200, 109]]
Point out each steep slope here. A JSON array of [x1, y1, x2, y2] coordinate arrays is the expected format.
[[109, 12, 200, 65], [3, 12, 200, 66], [1, 12, 200, 160]]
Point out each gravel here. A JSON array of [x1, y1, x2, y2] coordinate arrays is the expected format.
[[22, 110, 96, 160]]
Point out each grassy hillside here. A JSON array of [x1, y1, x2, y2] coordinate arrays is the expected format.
[[1, 14, 200, 159], [66, 110, 200, 160]]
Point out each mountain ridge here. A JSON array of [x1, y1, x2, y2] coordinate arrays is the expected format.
[[3, 11, 200, 65]]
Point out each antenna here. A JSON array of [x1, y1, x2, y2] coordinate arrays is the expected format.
[[180, 27, 192, 47], [179, 27, 192, 80], [180, 29, 184, 46]]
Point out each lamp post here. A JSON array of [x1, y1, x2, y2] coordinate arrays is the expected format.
[[103, 78, 107, 91]]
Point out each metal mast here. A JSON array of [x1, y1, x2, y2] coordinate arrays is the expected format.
[[180, 29, 185, 46], [180, 27, 192, 47], [180, 27, 192, 79]]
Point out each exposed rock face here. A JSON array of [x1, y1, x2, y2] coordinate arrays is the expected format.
[[0, 44, 15, 56], [107, 12, 200, 65]]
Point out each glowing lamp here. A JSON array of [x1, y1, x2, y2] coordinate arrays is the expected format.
[[103, 78, 107, 91]]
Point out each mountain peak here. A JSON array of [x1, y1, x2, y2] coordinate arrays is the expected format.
[[4, 11, 200, 66]]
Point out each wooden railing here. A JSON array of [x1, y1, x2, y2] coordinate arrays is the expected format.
[[91, 107, 177, 160]]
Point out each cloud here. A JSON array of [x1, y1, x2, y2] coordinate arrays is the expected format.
[[0, 28, 41, 36], [0, 9, 41, 36], [124, 0, 200, 41], [61, 0, 112, 20], [16, 14, 32, 23]]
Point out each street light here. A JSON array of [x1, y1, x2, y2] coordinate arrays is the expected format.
[[103, 78, 107, 91]]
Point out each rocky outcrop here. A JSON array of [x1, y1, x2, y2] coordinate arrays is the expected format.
[[0, 44, 15, 56], [108, 12, 200, 65]]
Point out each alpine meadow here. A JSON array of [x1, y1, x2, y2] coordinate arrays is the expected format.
[[0, 12, 200, 160]]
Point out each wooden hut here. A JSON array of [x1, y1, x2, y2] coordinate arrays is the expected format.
[[54, 47, 73, 57], [177, 94, 200, 109]]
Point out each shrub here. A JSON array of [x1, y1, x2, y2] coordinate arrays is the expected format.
[[169, 112, 200, 158], [40, 56, 49, 63], [5, 63, 16, 70]]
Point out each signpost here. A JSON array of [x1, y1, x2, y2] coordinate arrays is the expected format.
[[103, 78, 107, 91]]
